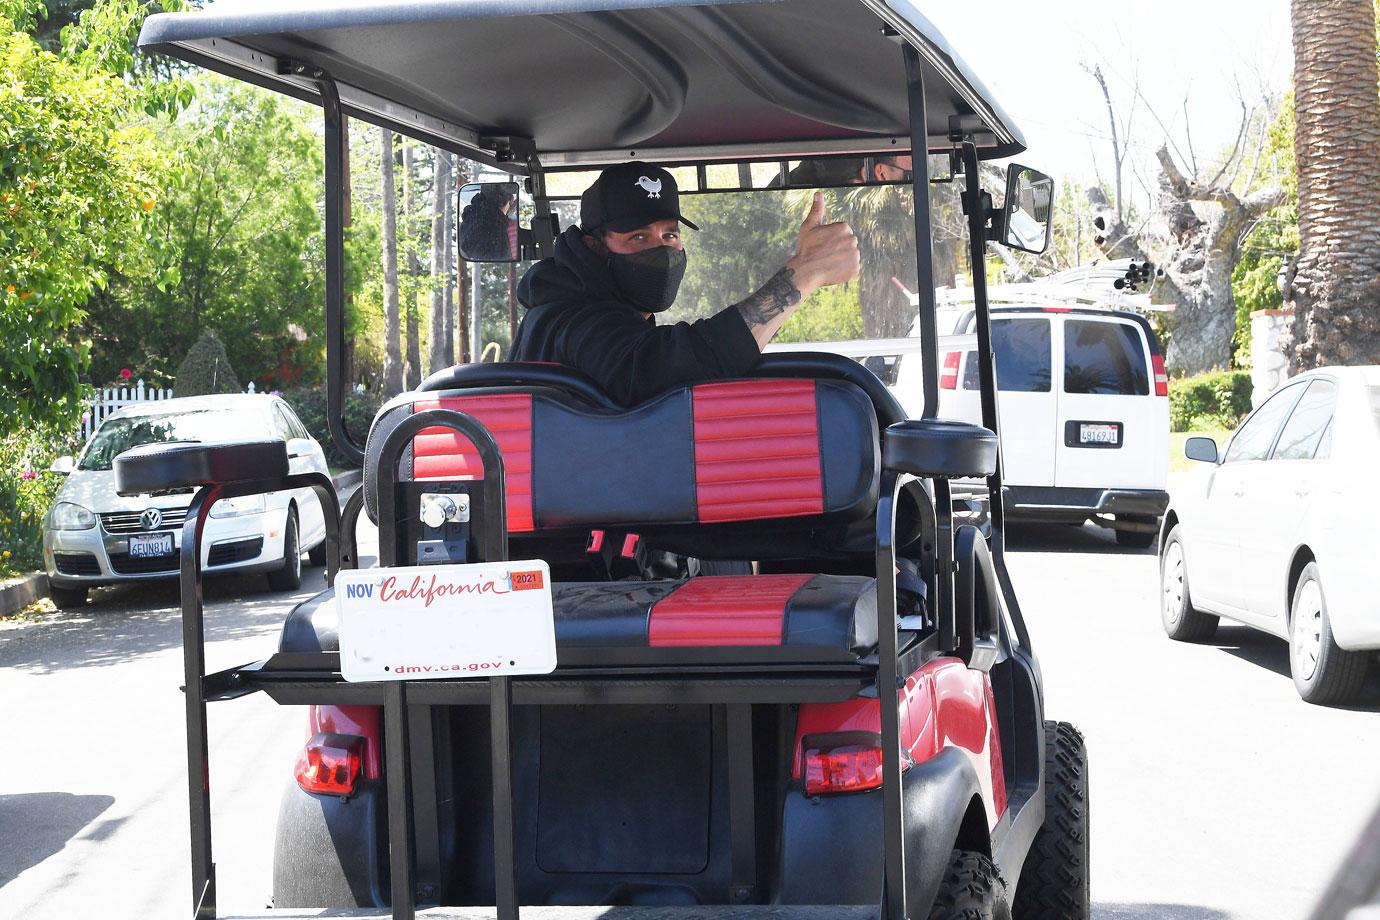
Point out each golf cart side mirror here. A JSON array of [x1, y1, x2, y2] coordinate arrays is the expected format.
[[1184, 436, 1219, 464], [1000, 164, 1054, 254], [49, 456, 75, 475], [458, 182, 521, 263], [286, 438, 314, 460]]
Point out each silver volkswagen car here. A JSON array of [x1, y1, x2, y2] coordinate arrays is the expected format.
[[42, 394, 331, 608]]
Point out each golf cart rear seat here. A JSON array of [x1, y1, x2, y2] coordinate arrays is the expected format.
[[279, 361, 995, 668]]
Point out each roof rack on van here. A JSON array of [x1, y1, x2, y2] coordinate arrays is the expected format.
[[937, 259, 1176, 313]]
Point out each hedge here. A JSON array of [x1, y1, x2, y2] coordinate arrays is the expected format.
[[1168, 370, 1253, 433], [0, 426, 81, 578], [281, 384, 384, 470]]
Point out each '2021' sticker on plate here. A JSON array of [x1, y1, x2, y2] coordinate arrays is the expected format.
[[335, 561, 557, 682]]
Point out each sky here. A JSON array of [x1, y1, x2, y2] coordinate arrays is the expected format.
[[924, 0, 1295, 205]]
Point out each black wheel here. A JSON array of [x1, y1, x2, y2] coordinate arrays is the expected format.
[[1159, 525, 1218, 642], [1014, 721, 1089, 920], [49, 584, 87, 609], [267, 509, 302, 591], [307, 539, 328, 568], [1114, 526, 1156, 549], [1290, 562, 1370, 705], [927, 850, 1011, 920]]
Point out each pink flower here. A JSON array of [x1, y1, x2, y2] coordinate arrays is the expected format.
[[21, 471, 35, 480], [119, 368, 132, 380]]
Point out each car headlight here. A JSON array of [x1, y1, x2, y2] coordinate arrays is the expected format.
[[49, 502, 96, 530], [210, 494, 266, 519]]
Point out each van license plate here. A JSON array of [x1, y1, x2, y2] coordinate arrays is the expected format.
[[1079, 423, 1120, 445], [129, 533, 174, 557]]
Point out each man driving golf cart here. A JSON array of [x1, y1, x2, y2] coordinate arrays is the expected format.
[[511, 163, 862, 406], [131, 3, 1086, 920]]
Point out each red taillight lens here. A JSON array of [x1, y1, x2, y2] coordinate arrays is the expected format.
[[294, 732, 364, 797], [802, 733, 913, 796], [1151, 354, 1169, 397], [939, 351, 961, 390]]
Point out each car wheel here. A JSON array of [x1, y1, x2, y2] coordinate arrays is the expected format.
[[1013, 722, 1089, 920], [1160, 526, 1218, 642], [927, 850, 1011, 920], [267, 510, 302, 592], [1113, 518, 1156, 549], [307, 539, 328, 568], [49, 584, 88, 609], [1290, 562, 1370, 705]]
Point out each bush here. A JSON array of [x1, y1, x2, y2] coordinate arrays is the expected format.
[[281, 384, 384, 470], [1168, 371, 1253, 432], [0, 425, 81, 577], [174, 330, 241, 397]]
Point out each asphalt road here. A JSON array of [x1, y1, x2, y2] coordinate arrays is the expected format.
[[2, 520, 1378, 920]]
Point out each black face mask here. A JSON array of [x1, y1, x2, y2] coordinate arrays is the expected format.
[[607, 245, 687, 313]]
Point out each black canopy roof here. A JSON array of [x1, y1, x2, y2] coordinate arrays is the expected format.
[[139, 0, 1026, 170]]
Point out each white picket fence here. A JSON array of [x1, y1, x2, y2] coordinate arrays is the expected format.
[[82, 379, 259, 441]]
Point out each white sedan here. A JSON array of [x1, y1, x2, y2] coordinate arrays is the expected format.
[[42, 394, 331, 608], [1159, 366, 1380, 704]]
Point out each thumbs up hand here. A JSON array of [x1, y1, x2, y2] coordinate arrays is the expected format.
[[788, 192, 861, 297]]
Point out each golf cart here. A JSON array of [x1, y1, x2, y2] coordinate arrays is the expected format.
[[128, 2, 1088, 918]]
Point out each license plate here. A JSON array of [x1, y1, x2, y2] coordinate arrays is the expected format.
[[335, 562, 557, 682], [1080, 423, 1120, 445], [129, 533, 174, 557]]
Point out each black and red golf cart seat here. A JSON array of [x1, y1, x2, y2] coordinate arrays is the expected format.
[[280, 356, 995, 668]]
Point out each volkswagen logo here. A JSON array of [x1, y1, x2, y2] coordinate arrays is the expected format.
[[140, 508, 163, 531]]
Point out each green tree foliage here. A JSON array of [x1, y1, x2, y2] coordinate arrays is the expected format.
[[84, 75, 326, 388], [173, 328, 240, 396], [673, 191, 796, 323], [0, 17, 160, 437], [1167, 370, 1253, 432]]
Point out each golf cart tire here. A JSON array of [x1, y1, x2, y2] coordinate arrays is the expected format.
[[49, 584, 87, 609], [1013, 721, 1089, 920], [927, 850, 1011, 920], [268, 509, 302, 591], [1290, 562, 1370, 706], [1159, 525, 1218, 642]]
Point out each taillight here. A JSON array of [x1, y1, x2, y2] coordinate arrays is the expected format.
[[939, 352, 961, 390], [802, 733, 913, 796], [294, 732, 365, 797], [1151, 354, 1168, 397]]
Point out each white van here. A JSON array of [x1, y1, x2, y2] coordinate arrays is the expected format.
[[893, 306, 1170, 547]]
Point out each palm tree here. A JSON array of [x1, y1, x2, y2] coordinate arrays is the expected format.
[[428, 149, 452, 375], [1284, 0, 1380, 370]]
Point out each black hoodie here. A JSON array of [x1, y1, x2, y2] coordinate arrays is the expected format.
[[511, 226, 761, 406]]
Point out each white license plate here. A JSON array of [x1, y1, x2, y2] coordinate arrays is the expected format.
[[129, 533, 174, 557], [335, 562, 557, 682], [1080, 424, 1120, 445]]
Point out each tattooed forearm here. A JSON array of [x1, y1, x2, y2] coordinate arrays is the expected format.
[[734, 268, 802, 329]]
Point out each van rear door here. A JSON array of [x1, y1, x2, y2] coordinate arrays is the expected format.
[[1054, 315, 1168, 490], [944, 315, 1058, 487]]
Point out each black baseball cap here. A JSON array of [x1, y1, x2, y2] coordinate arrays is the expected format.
[[580, 162, 700, 233]]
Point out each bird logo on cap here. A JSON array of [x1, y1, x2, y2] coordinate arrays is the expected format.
[[635, 176, 663, 199]]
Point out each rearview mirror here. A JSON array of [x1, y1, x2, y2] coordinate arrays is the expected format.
[[49, 456, 75, 475], [458, 182, 521, 262], [286, 437, 314, 460], [1001, 164, 1054, 254], [1184, 437, 1219, 464]]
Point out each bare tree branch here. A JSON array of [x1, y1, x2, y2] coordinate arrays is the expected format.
[[1084, 62, 1124, 222], [1182, 94, 1199, 176], [1210, 98, 1251, 188]]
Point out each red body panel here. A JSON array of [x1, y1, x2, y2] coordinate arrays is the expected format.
[[648, 574, 812, 647], [691, 380, 824, 523], [411, 394, 534, 532], [308, 705, 382, 780], [792, 658, 1007, 828]]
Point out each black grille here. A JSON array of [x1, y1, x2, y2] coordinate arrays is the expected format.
[[208, 537, 264, 567], [108, 553, 179, 575], [100, 508, 188, 535], [53, 552, 101, 576]]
